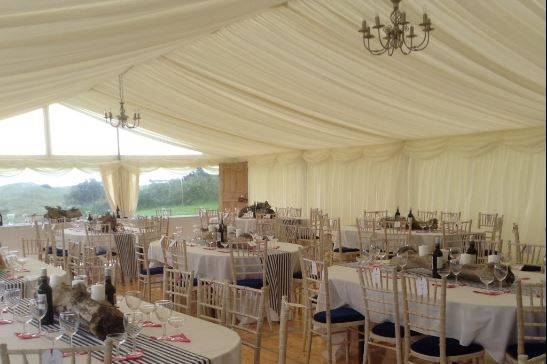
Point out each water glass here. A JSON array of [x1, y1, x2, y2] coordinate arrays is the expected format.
[[396, 252, 408, 271], [29, 296, 47, 334], [167, 316, 184, 336], [125, 291, 142, 312], [14, 300, 32, 335], [450, 259, 462, 285], [478, 266, 495, 291], [106, 333, 127, 359], [43, 328, 63, 350], [438, 262, 451, 278], [494, 263, 509, 290], [154, 300, 172, 337], [139, 303, 155, 321], [123, 312, 144, 354], [449, 248, 461, 261], [59, 311, 79, 348]]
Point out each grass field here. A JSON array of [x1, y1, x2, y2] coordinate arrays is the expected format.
[[135, 201, 219, 216]]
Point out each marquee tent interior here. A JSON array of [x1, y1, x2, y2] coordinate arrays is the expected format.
[[1, 0, 544, 242]]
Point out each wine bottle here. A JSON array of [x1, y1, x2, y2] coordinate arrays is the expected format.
[[219, 216, 226, 243], [466, 241, 478, 264], [0, 213, 3, 226], [104, 267, 116, 306], [432, 242, 443, 279], [115, 206, 121, 219], [394, 207, 400, 219], [37, 268, 54, 325], [87, 213, 93, 222]]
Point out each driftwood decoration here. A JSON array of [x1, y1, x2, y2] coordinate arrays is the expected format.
[[53, 283, 124, 340], [392, 250, 515, 286]]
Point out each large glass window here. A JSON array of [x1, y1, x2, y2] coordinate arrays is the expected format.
[[0, 109, 46, 155], [0, 169, 109, 224], [137, 168, 218, 216]]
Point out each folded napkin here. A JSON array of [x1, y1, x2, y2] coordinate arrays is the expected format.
[[0, 319, 13, 325], [113, 350, 144, 362], [142, 320, 162, 328], [150, 333, 191, 343], [15, 332, 42, 339], [472, 289, 505, 296]]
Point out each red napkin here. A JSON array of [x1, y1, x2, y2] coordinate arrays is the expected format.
[[472, 289, 505, 296], [150, 333, 191, 343], [141, 320, 162, 328], [15, 332, 42, 339], [0, 319, 13, 325], [113, 350, 144, 362]]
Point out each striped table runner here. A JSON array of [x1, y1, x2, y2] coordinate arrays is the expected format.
[[12, 303, 210, 364], [113, 233, 138, 282], [265, 250, 293, 315], [0, 269, 25, 291]]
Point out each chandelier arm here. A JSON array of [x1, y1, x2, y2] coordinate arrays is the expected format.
[[364, 37, 388, 55], [414, 32, 430, 51], [409, 31, 429, 50], [376, 27, 390, 50]]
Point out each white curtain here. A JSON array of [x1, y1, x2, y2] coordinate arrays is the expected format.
[[248, 127, 546, 243], [100, 163, 140, 218]]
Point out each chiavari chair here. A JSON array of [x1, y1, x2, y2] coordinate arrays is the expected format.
[[356, 217, 379, 253], [0, 341, 113, 364], [301, 257, 364, 364], [505, 281, 546, 363], [478, 212, 501, 241], [383, 219, 413, 254], [401, 275, 485, 363], [363, 210, 388, 223], [135, 225, 163, 301], [21, 238, 48, 261], [501, 241, 546, 269], [416, 210, 438, 221], [256, 218, 276, 237], [358, 265, 418, 364], [328, 217, 360, 263], [278, 296, 307, 364], [440, 211, 461, 223], [42, 222, 67, 269], [163, 268, 195, 314], [226, 283, 267, 364], [276, 207, 289, 218], [288, 207, 302, 218], [223, 208, 237, 226], [170, 239, 190, 272], [159, 235, 171, 268], [229, 240, 267, 290], [196, 278, 227, 325], [441, 220, 471, 249]]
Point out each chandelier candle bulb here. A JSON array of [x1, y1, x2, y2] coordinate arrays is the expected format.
[[375, 15, 380, 27]]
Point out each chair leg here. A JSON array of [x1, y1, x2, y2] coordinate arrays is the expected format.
[[305, 325, 312, 364], [345, 330, 350, 364]]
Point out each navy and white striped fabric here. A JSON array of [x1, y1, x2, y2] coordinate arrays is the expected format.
[[113, 233, 138, 282], [0, 269, 25, 292], [265, 250, 292, 315], [13, 302, 210, 364]]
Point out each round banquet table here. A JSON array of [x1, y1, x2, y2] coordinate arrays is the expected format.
[[318, 265, 545, 363], [0, 300, 240, 364], [148, 240, 301, 319]]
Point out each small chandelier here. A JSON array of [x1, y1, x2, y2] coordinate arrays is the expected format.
[[359, 0, 433, 56], [104, 74, 140, 128]]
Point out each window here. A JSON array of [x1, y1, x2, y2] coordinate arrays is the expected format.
[[0, 109, 46, 155], [136, 168, 219, 216], [0, 169, 109, 224], [119, 128, 201, 156]]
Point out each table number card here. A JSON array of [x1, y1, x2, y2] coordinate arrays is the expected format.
[[372, 267, 381, 285], [311, 261, 318, 276]]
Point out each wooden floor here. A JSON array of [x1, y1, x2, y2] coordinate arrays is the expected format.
[[118, 282, 496, 364]]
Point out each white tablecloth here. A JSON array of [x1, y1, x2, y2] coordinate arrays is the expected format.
[[0, 300, 240, 364], [342, 226, 457, 248], [235, 218, 256, 234], [318, 265, 544, 363]]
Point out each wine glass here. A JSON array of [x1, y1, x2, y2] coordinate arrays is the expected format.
[[369, 244, 379, 261], [154, 300, 172, 338], [29, 296, 47, 335], [106, 333, 127, 359], [125, 291, 142, 313], [438, 262, 451, 279], [123, 312, 144, 355], [59, 311, 79, 349], [396, 251, 408, 271], [167, 316, 184, 336], [494, 263, 509, 291], [377, 248, 388, 261], [450, 259, 463, 285], [43, 328, 63, 350], [4, 288, 21, 321], [139, 303, 155, 322], [478, 266, 495, 291], [449, 248, 461, 261], [14, 300, 32, 335]]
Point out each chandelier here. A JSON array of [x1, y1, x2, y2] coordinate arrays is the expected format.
[[359, 0, 433, 56], [104, 74, 140, 128]]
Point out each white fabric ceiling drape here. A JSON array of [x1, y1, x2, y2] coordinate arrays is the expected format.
[[100, 163, 140, 217], [249, 127, 546, 243]]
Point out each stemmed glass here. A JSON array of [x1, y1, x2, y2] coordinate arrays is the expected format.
[[396, 251, 408, 271], [478, 266, 495, 291], [450, 259, 462, 285], [154, 300, 172, 338], [29, 296, 47, 335], [494, 263, 509, 291], [4, 288, 21, 322], [106, 333, 127, 359], [139, 303, 155, 322], [59, 311, 79, 349], [14, 300, 32, 335], [43, 328, 63, 350], [123, 312, 144, 355], [438, 262, 451, 279], [125, 291, 142, 313], [167, 316, 184, 336], [449, 248, 461, 261]]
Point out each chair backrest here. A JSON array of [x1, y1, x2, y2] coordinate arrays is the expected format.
[[363, 210, 388, 222], [163, 268, 194, 314], [288, 207, 302, 218], [135, 225, 159, 276], [170, 239, 189, 272], [256, 219, 276, 236], [478, 212, 498, 229], [357, 265, 402, 364], [229, 240, 268, 286], [156, 208, 172, 218], [278, 296, 306, 364], [515, 281, 546, 364], [226, 283, 267, 364], [322, 217, 342, 251], [416, 210, 437, 221], [440, 211, 461, 223], [223, 209, 237, 226], [0, 342, 113, 364], [196, 278, 227, 325], [310, 208, 322, 225], [21, 238, 47, 260], [159, 235, 170, 267], [295, 226, 318, 246], [356, 218, 379, 252], [502, 241, 546, 267], [299, 257, 329, 317], [401, 275, 447, 362], [276, 207, 288, 218], [441, 220, 472, 249]]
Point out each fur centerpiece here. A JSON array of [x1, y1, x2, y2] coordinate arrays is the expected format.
[[44, 206, 82, 220], [392, 247, 515, 286], [238, 201, 275, 218], [52, 283, 124, 340]]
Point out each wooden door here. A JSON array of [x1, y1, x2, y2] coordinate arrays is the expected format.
[[219, 162, 248, 211]]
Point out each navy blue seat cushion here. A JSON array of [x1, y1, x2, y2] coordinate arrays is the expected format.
[[193, 277, 198, 286], [333, 247, 360, 253], [293, 271, 303, 279], [237, 278, 264, 289], [521, 265, 542, 272], [140, 266, 164, 275], [411, 336, 483, 357], [96, 247, 117, 256], [506, 342, 546, 360], [47, 247, 67, 257], [371, 322, 421, 338], [313, 305, 365, 324]]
